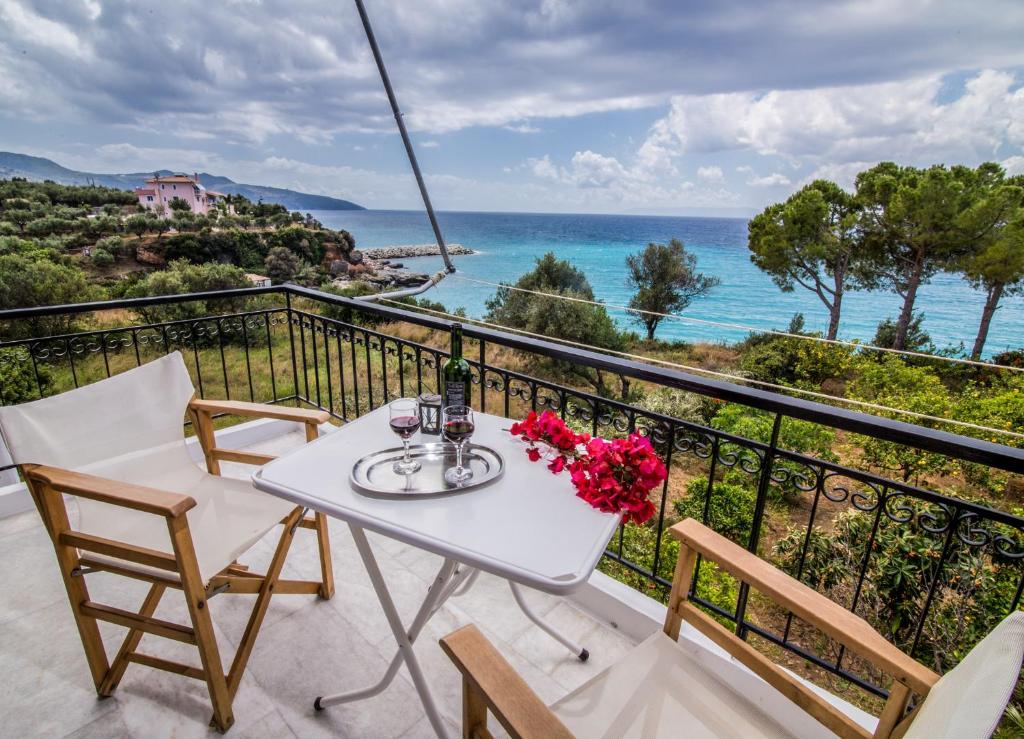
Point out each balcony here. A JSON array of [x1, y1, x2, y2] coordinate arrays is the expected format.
[[1, 285, 1022, 737]]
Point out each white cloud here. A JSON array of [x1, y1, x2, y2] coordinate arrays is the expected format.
[[503, 123, 542, 134], [520, 149, 740, 211], [640, 70, 1024, 169], [3, 1, 1023, 139], [420, 140, 440, 148], [697, 165, 724, 182], [746, 172, 791, 187], [1003, 155, 1024, 176], [529, 155, 560, 180], [0, 0, 93, 60], [565, 150, 630, 188]]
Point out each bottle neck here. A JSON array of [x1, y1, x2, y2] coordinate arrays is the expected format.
[[450, 325, 463, 359]]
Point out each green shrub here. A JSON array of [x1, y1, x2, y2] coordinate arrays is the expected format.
[[316, 282, 385, 326], [90, 247, 114, 267], [0, 348, 48, 403], [873, 312, 932, 352], [0, 254, 98, 340], [773, 504, 1019, 673], [738, 333, 855, 389], [635, 387, 721, 426], [674, 476, 755, 544], [849, 358, 953, 482], [97, 235, 129, 257], [710, 404, 837, 501], [125, 260, 252, 332]]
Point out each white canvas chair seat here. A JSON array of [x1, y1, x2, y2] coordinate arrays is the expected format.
[[550, 631, 813, 739], [902, 610, 1024, 739], [0, 352, 335, 732], [78, 444, 295, 582], [0, 353, 296, 583], [442, 519, 1024, 739]]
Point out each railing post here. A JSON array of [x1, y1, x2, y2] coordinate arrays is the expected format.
[[735, 413, 783, 639], [478, 338, 486, 414], [286, 292, 299, 403]]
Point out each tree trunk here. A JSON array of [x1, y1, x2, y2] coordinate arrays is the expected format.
[[827, 272, 844, 341], [971, 281, 1004, 360], [618, 375, 631, 402], [645, 320, 657, 341], [893, 252, 926, 351]]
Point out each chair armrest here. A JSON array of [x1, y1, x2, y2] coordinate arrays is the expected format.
[[440, 625, 573, 739], [25, 464, 196, 518], [670, 518, 939, 695], [188, 398, 330, 425]]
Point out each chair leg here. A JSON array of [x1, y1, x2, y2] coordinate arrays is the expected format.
[[30, 480, 111, 692], [226, 508, 303, 699], [168, 516, 234, 733], [100, 583, 167, 696], [314, 512, 335, 600], [462, 676, 489, 739]]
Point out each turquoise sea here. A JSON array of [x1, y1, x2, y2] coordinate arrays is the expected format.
[[310, 209, 1023, 359]]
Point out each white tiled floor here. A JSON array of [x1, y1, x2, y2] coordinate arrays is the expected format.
[[0, 429, 637, 738]]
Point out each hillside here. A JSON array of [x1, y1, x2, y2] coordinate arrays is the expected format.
[[0, 152, 365, 211]]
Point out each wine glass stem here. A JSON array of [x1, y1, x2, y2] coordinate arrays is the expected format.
[[402, 438, 411, 465], [455, 442, 464, 473]]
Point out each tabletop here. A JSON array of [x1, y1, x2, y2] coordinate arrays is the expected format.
[[252, 407, 621, 594]]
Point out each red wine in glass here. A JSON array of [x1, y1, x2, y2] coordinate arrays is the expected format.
[[442, 420, 474, 443], [389, 399, 421, 474], [443, 405, 474, 485], [389, 415, 421, 439]]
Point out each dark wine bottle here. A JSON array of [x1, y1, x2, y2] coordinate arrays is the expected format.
[[442, 323, 472, 410]]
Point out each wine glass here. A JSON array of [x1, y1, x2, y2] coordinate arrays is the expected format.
[[389, 398, 421, 475], [442, 405, 475, 485]]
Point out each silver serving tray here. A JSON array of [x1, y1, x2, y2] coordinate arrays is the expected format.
[[349, 443, 504, 498]]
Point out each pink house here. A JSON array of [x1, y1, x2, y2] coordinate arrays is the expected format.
[[135, 173, 231, 217]]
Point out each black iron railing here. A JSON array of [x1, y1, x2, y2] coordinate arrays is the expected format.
[[2, 285, 1022, 699]]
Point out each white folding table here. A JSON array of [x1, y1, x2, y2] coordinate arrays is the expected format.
[[252, 406, 621, 738]]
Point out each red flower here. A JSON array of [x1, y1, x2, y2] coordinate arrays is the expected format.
[[508, 412, 668, 525]]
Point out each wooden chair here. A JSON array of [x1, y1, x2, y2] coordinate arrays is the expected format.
[[441, 518, 1024, 739], [0, 352, 335, 732]]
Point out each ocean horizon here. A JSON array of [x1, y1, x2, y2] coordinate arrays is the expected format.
[[310, 208, 1023, 359]]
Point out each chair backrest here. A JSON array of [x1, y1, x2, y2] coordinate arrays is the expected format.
[[904, 610, 1024, 739], [0, 351, 195, 472]]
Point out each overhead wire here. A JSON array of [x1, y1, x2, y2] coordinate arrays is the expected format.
[[375, 297, 1024, 441]]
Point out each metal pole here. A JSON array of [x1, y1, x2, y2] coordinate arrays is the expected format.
[[353, 0, 454, 274]]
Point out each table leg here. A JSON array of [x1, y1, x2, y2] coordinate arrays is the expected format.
[[508, 581, 589, 661], [445, 569, 590, 662], [314, 525, 457, 738]]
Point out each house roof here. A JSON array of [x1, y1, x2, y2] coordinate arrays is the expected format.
[[135, 189, 156, 196], [146, 175, 199, 185], [206, 190, 227, 198]]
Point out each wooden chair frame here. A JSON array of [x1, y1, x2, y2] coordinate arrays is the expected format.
[[440, 518, 941, 739], [23, 398, 335, 732]]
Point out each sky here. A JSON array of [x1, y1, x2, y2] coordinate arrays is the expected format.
[[1, 0, 1023, 215]]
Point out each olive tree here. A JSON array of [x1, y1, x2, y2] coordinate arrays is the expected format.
[[626, 239, 718, 340], [855, 164, 976, 351], [748, 180, 861, 340]]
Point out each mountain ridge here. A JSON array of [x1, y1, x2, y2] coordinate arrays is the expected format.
[[0, 152, 365, 211]]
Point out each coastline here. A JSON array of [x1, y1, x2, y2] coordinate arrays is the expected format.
[[362, 243, 476, 259], [310, 210, 1022, 356]]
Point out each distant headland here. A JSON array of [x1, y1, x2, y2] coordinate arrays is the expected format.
[[0, 151, 365, 212]]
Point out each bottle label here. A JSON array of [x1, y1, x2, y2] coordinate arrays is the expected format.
[[444, 381, 467, 408]]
